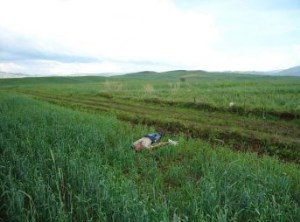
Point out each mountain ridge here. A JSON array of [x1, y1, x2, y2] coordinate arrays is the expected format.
[[1, 65, 299, 79]]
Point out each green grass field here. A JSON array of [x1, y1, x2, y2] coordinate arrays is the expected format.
[[0, 71, 300, 221]]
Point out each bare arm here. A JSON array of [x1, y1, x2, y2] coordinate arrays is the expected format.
[[149, 141, 170, 149]]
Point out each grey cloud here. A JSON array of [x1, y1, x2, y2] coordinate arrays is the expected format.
[[0, 28, 179, 75], [0, 29, 99, 63]]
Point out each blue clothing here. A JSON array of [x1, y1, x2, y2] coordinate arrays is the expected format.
[[144, 132, 163, 143]]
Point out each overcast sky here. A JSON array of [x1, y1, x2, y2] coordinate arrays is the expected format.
[[0, 0, 300, 75]]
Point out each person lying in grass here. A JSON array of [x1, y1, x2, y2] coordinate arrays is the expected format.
[[132, 132, 164, 151], [132, 132, 178, 151]]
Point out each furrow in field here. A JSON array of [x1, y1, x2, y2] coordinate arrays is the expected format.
[[119, 96, 300, 120], [57, 93, 299, 137], [21, 90, 300, 163], [24, 90, 300, 141]]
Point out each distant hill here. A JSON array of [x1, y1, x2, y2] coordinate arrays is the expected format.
[[0, 71, 114, 79], [275, 66, 300, 76], [1, 65, 299, 79], [223, 66, 300, 76], [0, 71, 31, 78], [120, 66, 300, 79], [119, 70, 209, 80]]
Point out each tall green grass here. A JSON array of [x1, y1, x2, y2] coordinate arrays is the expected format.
[[1, 94, 300, 221]]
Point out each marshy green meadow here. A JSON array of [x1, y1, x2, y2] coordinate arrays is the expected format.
[[1, 70, 300, 221]]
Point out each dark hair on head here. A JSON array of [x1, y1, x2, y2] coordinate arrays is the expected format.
[[159, 131, 164, 136]]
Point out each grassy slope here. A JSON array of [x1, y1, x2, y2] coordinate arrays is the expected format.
[[12, 89, 299, 162], [0, 94, 299, 221], [116, 71, 300, 114], [2, 72, 298, 162], [2, 71, 299, 114]]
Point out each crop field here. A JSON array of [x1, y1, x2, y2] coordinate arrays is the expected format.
[[0, 71, 300, 221]]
